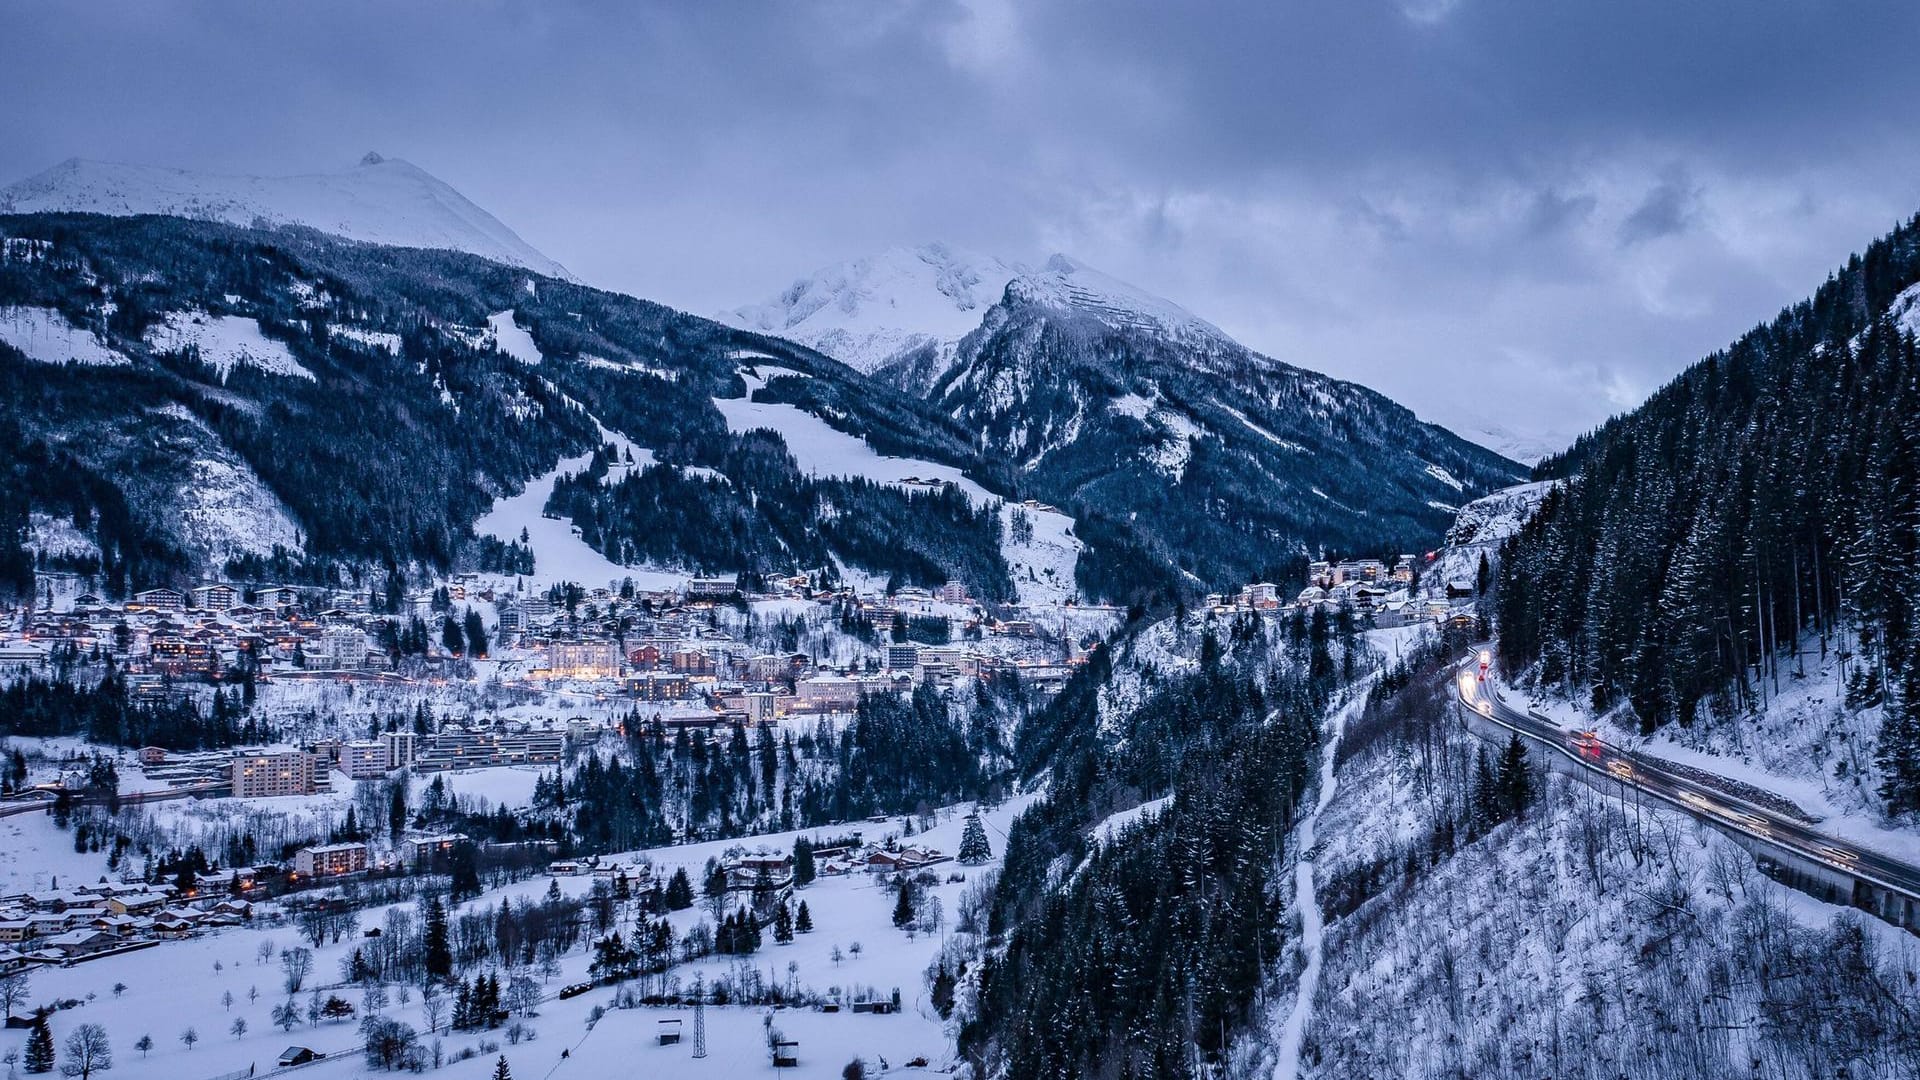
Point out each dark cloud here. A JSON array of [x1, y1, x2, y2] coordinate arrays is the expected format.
[[3, 0, 1918, 450], [1620, 170, 1702, 246]]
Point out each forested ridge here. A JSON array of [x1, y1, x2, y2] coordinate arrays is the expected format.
[[1495, 211, 1920, 811], [962, 609, 1357, 1077]]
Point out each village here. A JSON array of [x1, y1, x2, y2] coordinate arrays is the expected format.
[[1204, 553, 1483, 631]]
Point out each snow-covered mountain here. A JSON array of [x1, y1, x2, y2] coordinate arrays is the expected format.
[[924, 253, 1525, 585], [0, 153, 571, 279], [721, 242, 1019, 374]]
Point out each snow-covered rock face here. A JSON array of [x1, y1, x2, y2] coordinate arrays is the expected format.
[[0, 155, 572, 279], [1005, 253, 1239, 358], [721, 242, 1019, 374], [1421, 479, 1554, 597]]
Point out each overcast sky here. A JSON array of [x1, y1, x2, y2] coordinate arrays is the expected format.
[[7, 1, 1920, 453]]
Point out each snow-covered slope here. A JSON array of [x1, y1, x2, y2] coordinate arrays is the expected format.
[[721, 242, 1019, 374], [0, 153, 571, 279]]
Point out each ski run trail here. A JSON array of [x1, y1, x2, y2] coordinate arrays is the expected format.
[[1271, 675, 1378, 1080]]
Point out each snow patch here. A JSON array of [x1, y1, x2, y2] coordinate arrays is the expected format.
[[0, 305, 129, 366], [145, 310, 314, 380], [487, 309, 543, 365]]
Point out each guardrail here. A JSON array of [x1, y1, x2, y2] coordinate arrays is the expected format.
[[1459, 687, 1920, 908]]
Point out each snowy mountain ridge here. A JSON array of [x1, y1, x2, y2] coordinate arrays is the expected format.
[[0, 153, 572, 279], [721, 242, 1020, 374]]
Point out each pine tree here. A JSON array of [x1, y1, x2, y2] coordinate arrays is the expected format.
[[773, 900, 794, 943], [795, 900, 813, 933], [493, 1055, 512, 1080], [930, 960, 957, 1019], [957, 813, 992, 864], [25, 1012, 55, 1073]]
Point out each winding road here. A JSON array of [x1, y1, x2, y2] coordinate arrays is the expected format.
[[1455, 665, 1920, 907]]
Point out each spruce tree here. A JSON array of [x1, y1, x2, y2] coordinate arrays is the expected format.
[[25, 1012, 54, 1073], [1497, 734, 1534, 819], [891, 879, 915, 929], [665, 867, 695, 910], [773, 900, 794, 943], [423, 895, 452, 981], [792, 837, 816, 886], [795, 900, 813, 933], [493, 1055, 512, 1080], [957, 813, 992, 864]]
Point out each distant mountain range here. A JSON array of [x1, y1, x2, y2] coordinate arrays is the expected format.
[[0, 156, 1522, 602], [732, 244, 1526, 586], [0, 153, 572, 279]]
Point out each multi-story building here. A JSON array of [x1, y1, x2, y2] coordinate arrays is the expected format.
[[130, 587, 185, 612], [383, 731, 418, 770], [316, 626, 369, 670], [549, 640, 620, 679], [341, 741, 390, 779], [686, 576, 740, 600], [231, 751, 321, 798], [293, 842, 368, 879], [886, 643, 921, 671], [191, 584, 238, 611]]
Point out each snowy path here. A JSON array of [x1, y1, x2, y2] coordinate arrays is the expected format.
[[1271, 682, 1375, 1080]]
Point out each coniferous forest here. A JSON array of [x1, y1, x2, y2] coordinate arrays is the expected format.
[[1495, 213, 1920, 811], [965, 611, 1352, 1077]]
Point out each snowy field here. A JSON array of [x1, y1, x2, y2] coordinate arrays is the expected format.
[[0, 795, 1034, 1080]]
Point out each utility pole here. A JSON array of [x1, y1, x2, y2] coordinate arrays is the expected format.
[[692, 973, 707, 1059]]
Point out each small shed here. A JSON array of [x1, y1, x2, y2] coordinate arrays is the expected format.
[[657, 1018, 682, 1046], [278, 1047, 319, 1067]]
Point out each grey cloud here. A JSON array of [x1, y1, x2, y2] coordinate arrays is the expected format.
[[3, 0, 1919, 449]]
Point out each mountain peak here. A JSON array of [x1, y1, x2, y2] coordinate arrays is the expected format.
[[721, 242, 1021, 373], [1004, 254, 1233, 352], [0, 155, 571, 280]]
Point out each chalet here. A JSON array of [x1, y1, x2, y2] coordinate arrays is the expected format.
[[0, 921, 30, 943], [866, 846, 947, 872], [404, 834, 468, 863], [89, 914, 141, 938], [40, 928, 115, 958], [152, 916, 197, 939]]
